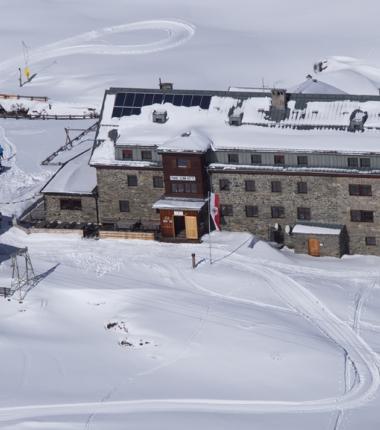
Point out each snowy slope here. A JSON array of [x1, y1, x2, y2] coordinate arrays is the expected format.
[[1, 1, 380, 429]]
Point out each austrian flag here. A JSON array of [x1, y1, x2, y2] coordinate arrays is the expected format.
[[209, 192, 221, 231]]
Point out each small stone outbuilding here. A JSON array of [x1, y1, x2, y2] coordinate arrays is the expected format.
[[285, 223, 349, 258], [41, 150, 98, 225]]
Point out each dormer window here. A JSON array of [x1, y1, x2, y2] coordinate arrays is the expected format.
[[228, 153, 239, 164], [141, 150, 152, 161], [122, 149, 132, 160]]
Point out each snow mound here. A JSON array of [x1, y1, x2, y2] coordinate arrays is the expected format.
[[315, 56, 380, 95]]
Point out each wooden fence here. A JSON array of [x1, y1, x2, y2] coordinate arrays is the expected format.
[[99, 231, 155, 241]]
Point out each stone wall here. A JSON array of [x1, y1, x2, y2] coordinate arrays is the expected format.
[[284, 233, 343, 258], [45, 194, 97, 224], [211, 170, 380, 256], [96, 167, 163, 226]]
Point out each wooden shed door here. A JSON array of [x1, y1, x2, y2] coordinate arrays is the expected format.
[[308, 238, 320, 257], [185, 215, 198, 240]]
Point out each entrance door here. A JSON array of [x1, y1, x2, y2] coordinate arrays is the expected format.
[[174, 216, 185, 237], [308, 238, 320, 257], [185, 215, 198, 240]]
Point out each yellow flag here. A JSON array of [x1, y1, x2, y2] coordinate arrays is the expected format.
[[24, 66, 30, 80]]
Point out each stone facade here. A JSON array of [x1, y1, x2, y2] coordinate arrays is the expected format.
[[211, 170, 380, 256], [284, 232, 346, 258], [96, 167, 164, 226], [45, 194, 97, 224]]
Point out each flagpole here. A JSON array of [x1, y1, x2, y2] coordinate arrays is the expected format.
[[208, 191, 212, 264]]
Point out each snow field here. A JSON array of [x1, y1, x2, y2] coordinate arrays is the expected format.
[[0, 229, 378, 428]]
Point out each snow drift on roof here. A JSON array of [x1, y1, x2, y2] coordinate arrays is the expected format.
[[42, 150, 96, 195], [159, 129, 212, 153], [290, 78, 347, 95]]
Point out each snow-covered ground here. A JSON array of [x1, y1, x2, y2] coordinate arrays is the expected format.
[[1, 1, 380, 429], [0, 229, 379, 429]]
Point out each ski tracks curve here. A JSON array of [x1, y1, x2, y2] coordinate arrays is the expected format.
[[0, 20, 196, 80], [0, 261, 379, 422]]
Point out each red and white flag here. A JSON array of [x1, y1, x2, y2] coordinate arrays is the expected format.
[[209, 192, 221, 231]]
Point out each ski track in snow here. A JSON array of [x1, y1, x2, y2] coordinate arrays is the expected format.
[[0, 20, 195, 80], [0, 258, 379, 422]]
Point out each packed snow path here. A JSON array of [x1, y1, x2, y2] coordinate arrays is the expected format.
[[0, 20, 195, 81], [0, 258, 378, 422]]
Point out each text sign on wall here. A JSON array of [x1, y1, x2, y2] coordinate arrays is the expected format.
[[174, 211, 184, 216], [170, 175, 196, 182]]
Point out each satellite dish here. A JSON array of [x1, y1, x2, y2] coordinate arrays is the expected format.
[[285, 225, 291, 234], [108, 129, 119, 143]]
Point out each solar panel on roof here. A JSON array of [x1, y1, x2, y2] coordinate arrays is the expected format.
[[143, 94, 154, 105], [125, 93, 135, 105], [163, 94, 174, 104], [115, 93, 126, 106], [182, 95, 192, 107], [173, 94, 183, 106], [134, 93, 144, 107], [200, 96, 211, 109], [111, 91, 212, 118], [191, 95, 202, 106], [153, 94, 163, 104]]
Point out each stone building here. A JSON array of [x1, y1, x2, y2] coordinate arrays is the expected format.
[[41, 149, 98, 225], [42, 83, 380, 255]]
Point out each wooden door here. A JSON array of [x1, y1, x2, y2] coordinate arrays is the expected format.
[[308, 238, 320, 257], [160, 211, 175, 238], [185, 215, 198, 240]]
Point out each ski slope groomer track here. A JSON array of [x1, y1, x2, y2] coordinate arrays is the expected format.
[[0, 262, 378, 422], [0, 20, 196, 79]]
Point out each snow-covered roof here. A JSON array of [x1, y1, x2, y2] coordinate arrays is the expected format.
[[158, 130, 212, 153], [292, 224, 342, 236], [290, 78, 346, 95], [153, 198, 207, 211], [42, 150, 96, 195], [90, 88, 380, 167]]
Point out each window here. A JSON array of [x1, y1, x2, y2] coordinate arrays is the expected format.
[[347, 157, 358, 168], [271, 206, 285, 218], [245, 180, 256, 191], [251, 154, 262, 165], [349, 184, 372, 196], [274, 155, 285, 165], [297, 181, 308, 194], [171, 182, 197, 193], [219, 179, 230, 191], [141, 150, 152, 161], [297, 155, 308, 166], [297, 207, 311, 220], [153, 176, 164, 188], [60, 199, 82, 210], [221, 205, 233, 216], [122, 149, 132, 160], [245, 205, 258, 217], [127, 175, 138, 186], [228, 153, 239, 164], [366, 236, 377, 246], [119, 200, 130, 212], [271, 180, 282, 193], [360, 158, 371, 168], [176, 158, 189, 168], [350, 210, 374, 222]]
